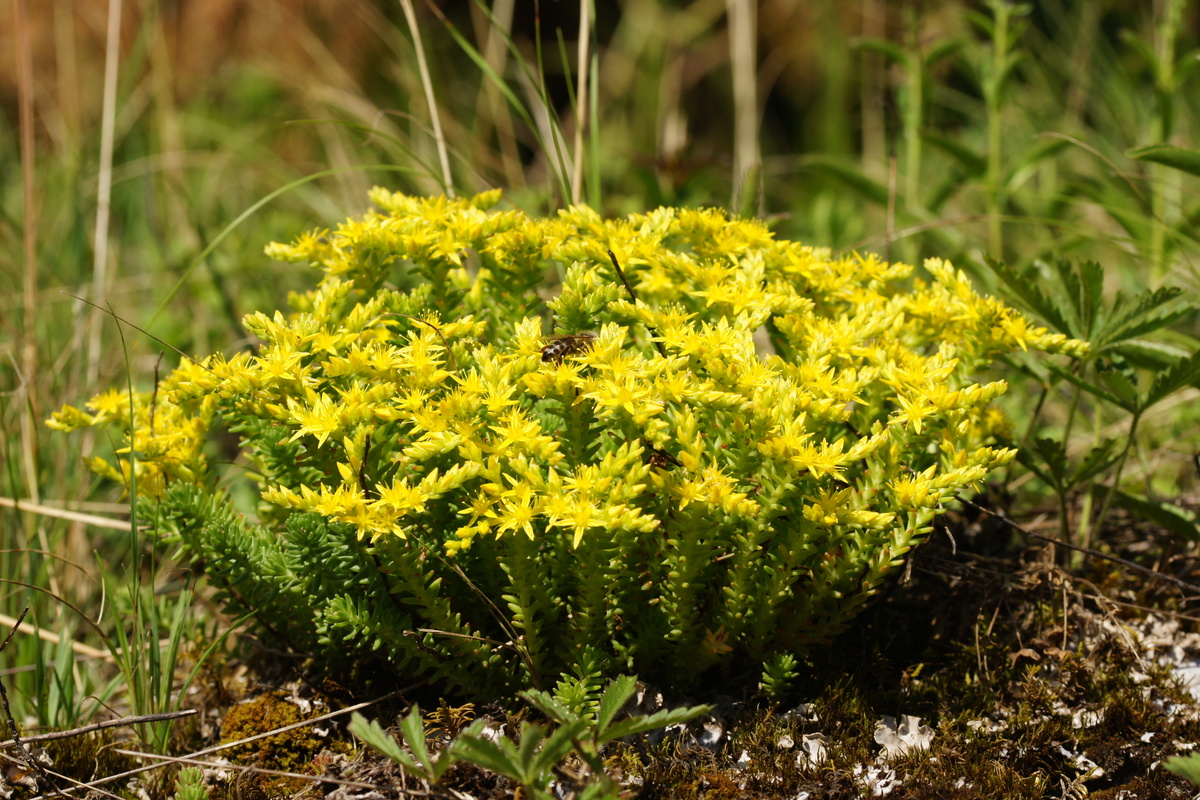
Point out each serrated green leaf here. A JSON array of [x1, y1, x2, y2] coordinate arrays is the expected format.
[[1109, 490, 1200, 542], [349, 712, 425, 775], [601, 704, 714, 743], [1102, 287, 1190, 348], [1145, 350, 1200, 410], [398, 706, 441, 778], [1070, 260, 1105, 340], [1098, 369, 1140, 408], [1115, 338, 1195, 369], [521, 688, 576, 726], [595, 675, 638, 734], [450, 720, 529, 781], [984, 257, 1073, 335], [1127, 144, 1200, 178], [531, 719, 590, 775]]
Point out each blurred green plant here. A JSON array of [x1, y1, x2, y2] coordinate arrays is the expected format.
[[350, 673, 710, 800]]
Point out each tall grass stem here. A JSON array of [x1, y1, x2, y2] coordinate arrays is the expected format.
[[400, 0, 454, 196], [88, 0, 122, 389], [726, 0, 760, 214], [569, 0, 592, 204]]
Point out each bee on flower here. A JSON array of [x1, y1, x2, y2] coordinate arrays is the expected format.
[[541, 332, 597, 364]]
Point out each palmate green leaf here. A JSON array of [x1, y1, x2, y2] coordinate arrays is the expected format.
[[1109, 489, 1200, 543], [1127, 144, 1200, 178]]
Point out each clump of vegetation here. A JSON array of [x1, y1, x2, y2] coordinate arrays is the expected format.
[[49, 190, 1085, 698]]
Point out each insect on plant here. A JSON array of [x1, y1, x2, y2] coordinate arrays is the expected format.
[[642, 440, 683, 471], [540, 332, 596, 364]]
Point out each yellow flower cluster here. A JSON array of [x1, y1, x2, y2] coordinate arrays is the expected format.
[[51, 190, 1086, 560], [48, 362, 218, 495]]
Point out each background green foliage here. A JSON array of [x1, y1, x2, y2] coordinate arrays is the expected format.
[[1, 0, 1197, 736]]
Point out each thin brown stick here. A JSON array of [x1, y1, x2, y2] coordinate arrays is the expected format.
[[606, 249, 667, 359], [111, 750, 409, 793], [0, 710, 197, 749]]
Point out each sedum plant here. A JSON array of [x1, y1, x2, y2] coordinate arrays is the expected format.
[[49, 189, 1085, 698]]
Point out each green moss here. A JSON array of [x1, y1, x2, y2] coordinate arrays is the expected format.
[[219, 693, 335, 777]]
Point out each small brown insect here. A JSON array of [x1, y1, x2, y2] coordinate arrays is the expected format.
[[540, 332, 596, 364]]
